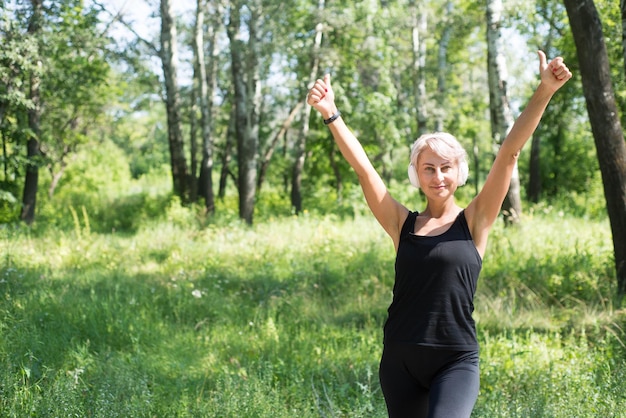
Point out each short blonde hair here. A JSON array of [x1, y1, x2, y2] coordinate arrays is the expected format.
[[408, 132, 469, 188]]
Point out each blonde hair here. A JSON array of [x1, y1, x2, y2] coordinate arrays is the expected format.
[[408, 132, 469, 188]]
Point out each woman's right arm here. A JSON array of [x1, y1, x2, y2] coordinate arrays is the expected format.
[[308, 74, 408, 247]]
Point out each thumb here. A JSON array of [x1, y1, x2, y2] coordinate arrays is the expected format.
[[537, 50, 548, 71], [324, 73, 331, 89]]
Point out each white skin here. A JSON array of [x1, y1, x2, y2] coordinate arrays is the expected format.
[[307, 51, 572, 258]]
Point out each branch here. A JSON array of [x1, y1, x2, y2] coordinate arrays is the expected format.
[[91, 0, 160, 55]]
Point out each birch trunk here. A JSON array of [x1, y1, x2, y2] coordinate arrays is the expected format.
[[194, 0, 218, 214], [190, 64, 199, 203], [486, 0, 520, 224], [435, 0, 453, 132], [410, 0, 428, 136]]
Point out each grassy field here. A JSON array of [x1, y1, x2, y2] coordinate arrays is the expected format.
[[1, 208, 625, 417]]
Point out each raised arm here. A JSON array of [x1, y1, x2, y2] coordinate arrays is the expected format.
[[307, 74, 408, 248], [466, 51, 572, 255]]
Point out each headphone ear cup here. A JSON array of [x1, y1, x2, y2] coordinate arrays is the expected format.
[[459, 161, 469, 186], [408, 164, 420, 188]]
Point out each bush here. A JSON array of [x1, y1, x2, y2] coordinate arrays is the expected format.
[[0, 187, 19, 224]]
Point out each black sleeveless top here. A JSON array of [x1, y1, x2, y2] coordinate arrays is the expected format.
[[383, 210, 482, 350]]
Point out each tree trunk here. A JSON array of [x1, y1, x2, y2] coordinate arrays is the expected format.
[[435, 0, 453, 133], [621, 0, 626, 80], [410, 0, 428, 136], [486, 0, 521, 224], [20, 0, 43, 225], [21, 138, 40, 224], [528, 29, 555, 203], [189, 63, 199, 203], [292, 0, 325, 214], [259, 102, 302, 191], [527, 132, 541, 203], [329, 144, 343, 203], [218, 108, 236, 200], [2, 115, 7, 180], [160, 0, 189, 202], [196, 0, 219, 214], [47, 162, 66, 199], [564, 0, 626, 297], [227, 1, 261, 224]]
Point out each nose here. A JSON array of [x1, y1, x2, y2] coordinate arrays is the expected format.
[[434, 168, 444, 182]]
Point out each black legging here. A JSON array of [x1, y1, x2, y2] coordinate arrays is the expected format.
[[379, 343, 479, 418]]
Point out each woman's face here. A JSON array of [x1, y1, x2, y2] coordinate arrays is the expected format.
[[417, 147, 459, 198]]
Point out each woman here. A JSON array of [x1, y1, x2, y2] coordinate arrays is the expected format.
[[306, 51, 572, 417]]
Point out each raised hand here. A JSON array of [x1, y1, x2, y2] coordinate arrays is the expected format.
[[538, 50, 572, 92], [307, 74, 337, 118]]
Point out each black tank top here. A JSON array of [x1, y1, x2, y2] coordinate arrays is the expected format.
[[383, 210, 482, 350]]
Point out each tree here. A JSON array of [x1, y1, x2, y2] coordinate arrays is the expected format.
[[622, 0, 626, 78], [20, 0, 43, 224], [410, 0, 428, 136], [486, 0, 521, 225], [526, 2, 559, 203], [435, 0, 454, 133], [0, 7, 39, 218], [218, 107, 236, 200], [194, 0, 221, 214], [160, 0, 189, 202], [0, 1, 115, 224], [564, 0, 626, 296], [291, 0, 325, 214], [258, 101, 302, 192], [41, 3, 112, 199], [507, 2, 595, 206], [227, 0, 262, 224]]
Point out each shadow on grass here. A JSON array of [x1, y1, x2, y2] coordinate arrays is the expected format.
[[0, 240, 393, 414]]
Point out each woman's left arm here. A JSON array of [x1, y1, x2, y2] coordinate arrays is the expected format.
[[467, 50, 572, 254]]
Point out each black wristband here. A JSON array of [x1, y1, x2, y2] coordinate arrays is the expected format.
[[323, 110, 341, 125]]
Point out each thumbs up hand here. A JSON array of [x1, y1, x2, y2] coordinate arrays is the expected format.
[[307, 74, 338, 119], [538, 50, 572, 92]]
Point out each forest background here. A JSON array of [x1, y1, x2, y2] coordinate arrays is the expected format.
[[1, 0, 626, 416]]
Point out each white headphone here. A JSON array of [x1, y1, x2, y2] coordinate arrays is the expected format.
[[407, 161, 469, 189], [408, 164, 420, 188]]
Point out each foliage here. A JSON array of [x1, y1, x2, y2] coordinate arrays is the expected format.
[[38, 2, 113, 180], [0, 187, 19, 224], [0, 0, 617, 234], [0, 211, 624, 416], [34, 139, 174, 233], [594, 0, 626, 125], [0, 0, 115, 222], [476, 329, 626, 417], [105, 80, 170, 180], [0, 7, 40, 220]]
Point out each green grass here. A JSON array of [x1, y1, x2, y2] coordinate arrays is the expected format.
[[1, 209, 625, 417]]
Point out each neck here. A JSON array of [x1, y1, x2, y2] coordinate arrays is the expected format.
[[422, 199, 460, 219]]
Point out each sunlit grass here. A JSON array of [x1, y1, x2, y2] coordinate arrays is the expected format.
[[0, 208, 624, 416]]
